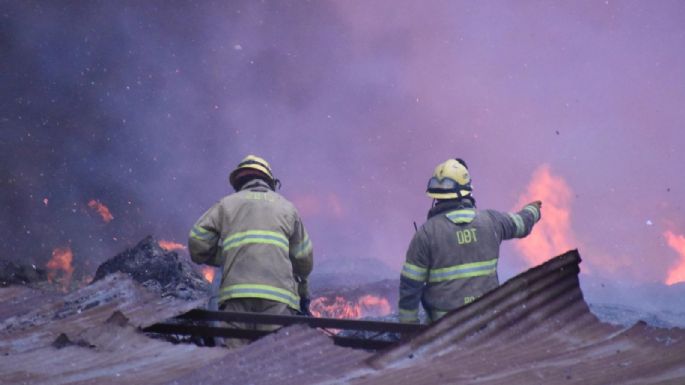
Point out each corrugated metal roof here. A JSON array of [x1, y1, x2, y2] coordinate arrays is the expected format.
[[0, 273, 228, 384], [2, 250, 684, 385], [178, 250, 685, 385]]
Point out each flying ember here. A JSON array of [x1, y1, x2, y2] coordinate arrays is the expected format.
[[46, 246, 75, 291], [87, 199, 114, 223], [158, 240, 187, 252]]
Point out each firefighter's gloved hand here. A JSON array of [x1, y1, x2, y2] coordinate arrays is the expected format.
[[530, 200, 542, 209], [299, 297, 312, 317]]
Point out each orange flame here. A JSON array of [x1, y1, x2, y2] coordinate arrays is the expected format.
[[47, 246, 75, 291], [310, 295, 391, 319], [88, 199, 113, 223], [158, 240, 186, 252], [514, 164, 577, 266], [664, 231, 685, 285], [201, 266, 216, 283]]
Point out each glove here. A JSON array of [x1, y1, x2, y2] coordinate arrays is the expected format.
[[527, 200, 542, 222], [299, 297, 312, 317]]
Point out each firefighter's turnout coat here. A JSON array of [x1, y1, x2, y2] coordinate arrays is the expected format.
[[399, 200, 540, 323], [188, 179, 313, 311]]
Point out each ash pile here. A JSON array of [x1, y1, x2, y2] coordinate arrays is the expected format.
[[92, 235, 210, 300]]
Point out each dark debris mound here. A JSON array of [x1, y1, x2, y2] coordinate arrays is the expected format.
[[93, 235, 210, 300], [0, 259, 47, 287]]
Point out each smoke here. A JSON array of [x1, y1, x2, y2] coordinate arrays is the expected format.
[[514, 165, 577, 266], [1, 1, 684, 293]]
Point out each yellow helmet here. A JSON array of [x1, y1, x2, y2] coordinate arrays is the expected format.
[[229, 155, 277, 191], [426, 158, 472, 199]]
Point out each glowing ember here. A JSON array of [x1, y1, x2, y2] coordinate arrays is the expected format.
[[358, 294, 392, 316], [310, 295, 391, 319], [664, 231, 685, 285], [158, 240, 186, 252], [47, 246, 75, 291], [87, 199, 114, 223], [514, 164, 576, 267], [201, 266, 216, 283]]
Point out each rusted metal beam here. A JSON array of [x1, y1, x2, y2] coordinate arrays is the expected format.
[[143, 322, 399, 350], [176, 309, 426, 334]]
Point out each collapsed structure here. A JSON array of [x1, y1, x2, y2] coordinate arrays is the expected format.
[[1, 246, 684, 384]]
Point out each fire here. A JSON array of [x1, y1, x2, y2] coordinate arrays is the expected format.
[[158, 240, 186, 252], [201, 266, 216, 283], [310, 295, 391, 319], [664, 231, 685, 285], [88, 199, 113, 223], [47, 246, 75, 291], [514, 164, 577, 267]]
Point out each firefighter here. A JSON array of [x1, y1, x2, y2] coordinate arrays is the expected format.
[[188, 155, 313, 347], [399, 158, 541, 324]]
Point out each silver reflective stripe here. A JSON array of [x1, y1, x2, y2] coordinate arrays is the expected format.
[[524, 205, 540, 222], [508, 213, 525, 237]]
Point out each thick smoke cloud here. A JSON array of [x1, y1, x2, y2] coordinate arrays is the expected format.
[[1, 1, 684, 286]]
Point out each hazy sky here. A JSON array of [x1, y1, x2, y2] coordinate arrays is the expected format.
[[2, 1, 684, 287]]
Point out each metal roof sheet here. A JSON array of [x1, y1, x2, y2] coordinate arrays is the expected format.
[[2, 250, 684, 385]]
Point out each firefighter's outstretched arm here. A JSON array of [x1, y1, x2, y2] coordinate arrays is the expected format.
[[399, 230, 430, 324], [188, 203, 223, 267], [492, 200, 542, 241]]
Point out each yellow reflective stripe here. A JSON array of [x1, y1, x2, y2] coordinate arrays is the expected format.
[[189, 225, 218, 241], [401, 262, 428, 281], [431, 258, 497, 273], [219, 284, 299, 309], [524, 205, 540, 222], [224, 230, 288, 243], [429, 268, 496, 282], [429, 309, 448, 322], [428, 258, 497, 282], [399, 308, 418, 315], [223, 230, 289, 252], [445, 209, 476, 224], [508, 213, 525, 237], [399, 308, 419, 322]]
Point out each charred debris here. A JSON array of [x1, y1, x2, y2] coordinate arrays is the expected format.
[[92, 235, 210, 300]]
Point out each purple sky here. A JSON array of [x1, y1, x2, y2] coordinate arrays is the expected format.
[[2, 1, 684, 286]]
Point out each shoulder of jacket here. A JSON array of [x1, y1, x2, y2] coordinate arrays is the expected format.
[[267, 191, 298, 211]]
